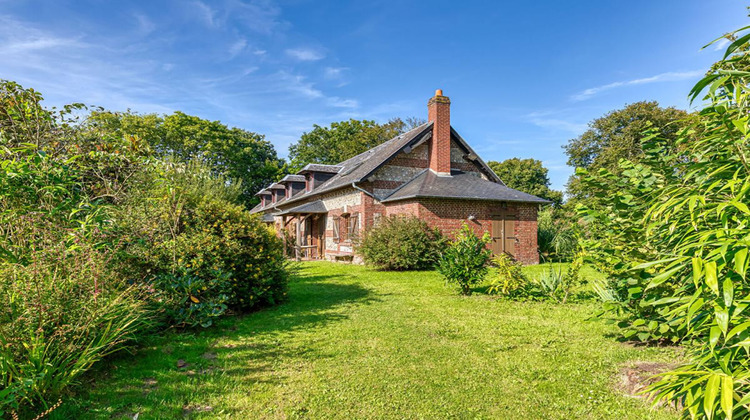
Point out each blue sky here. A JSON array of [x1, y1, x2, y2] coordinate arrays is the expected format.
[[1, 1, 746, 190]]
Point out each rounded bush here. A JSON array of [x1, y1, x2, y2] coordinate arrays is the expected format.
[[358, 215, 444, 270]]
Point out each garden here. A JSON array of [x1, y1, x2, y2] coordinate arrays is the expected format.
[[2, 17, 750, 420]]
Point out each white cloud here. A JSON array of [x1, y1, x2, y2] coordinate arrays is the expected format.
[[191, 1, 216, 27], [525, 111, 588, 134], [228, 38, 247, 57], [324, 66, 348, 79], [285, 47, 324, 61], [571, 70, 704, 101]]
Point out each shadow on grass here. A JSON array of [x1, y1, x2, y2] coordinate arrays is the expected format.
[[58, 267, 377, 419]]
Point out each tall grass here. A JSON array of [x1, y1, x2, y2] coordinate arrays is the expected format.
[[0, 240, 149, 416]]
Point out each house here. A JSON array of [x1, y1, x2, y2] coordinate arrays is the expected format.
[[250, 90, 549, 264]]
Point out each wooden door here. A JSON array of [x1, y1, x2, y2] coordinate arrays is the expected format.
[[491, 214, 517, 258]]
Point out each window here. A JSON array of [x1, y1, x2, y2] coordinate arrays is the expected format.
[[347, 214, 359, 239], [332, 216, 340, 242]]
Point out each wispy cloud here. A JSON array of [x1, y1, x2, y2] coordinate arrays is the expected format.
[[324, 66, 348, 79], [191, 1, 216, 27], [228, 38, 247, 57], [571, 70, 704, 101], [525, 111, 588, 134], [285, 47, 324, 61]]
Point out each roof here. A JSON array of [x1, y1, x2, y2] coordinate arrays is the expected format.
[[279, 122, 434, 207], [252, 121, 546, 211], [381, 170, 551, 204], [277, 200, 327, 215], [297, 163, 342, 174], [280, 174, 305, 183], [268, 183, 285, 190], [254, 188, 271, 196], [261, 213, 276, 223]]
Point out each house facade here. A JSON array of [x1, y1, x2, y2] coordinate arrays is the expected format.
[[250, 90, 549, 265]]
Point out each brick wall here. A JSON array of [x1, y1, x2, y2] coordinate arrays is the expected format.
[[384, 198, 539, 265]]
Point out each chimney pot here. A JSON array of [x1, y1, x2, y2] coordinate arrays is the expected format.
[[436, 89, 443, 96]]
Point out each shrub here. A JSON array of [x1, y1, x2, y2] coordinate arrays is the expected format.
[[533, 253, 584, 303], [117, 161, 288, 315], [358, 216, 444, 270], [437, 224, 491, 295], [487, 253, 529, 297], [148, 268, 232, 328], [537, 207, 578, 262]]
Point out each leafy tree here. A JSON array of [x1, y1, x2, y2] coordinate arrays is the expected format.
[[487, 158, 563, 205], [287, 117, 422, 172], [563, 101, 691, 202], [85, 110, 284, 206]]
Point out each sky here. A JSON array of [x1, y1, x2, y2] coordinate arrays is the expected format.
[[1, 1, 747, 191]]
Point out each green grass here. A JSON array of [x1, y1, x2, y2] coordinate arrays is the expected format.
[[59, 262, 678, 419]]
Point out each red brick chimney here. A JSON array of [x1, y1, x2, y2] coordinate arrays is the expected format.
[[428, 89, 451, 176]]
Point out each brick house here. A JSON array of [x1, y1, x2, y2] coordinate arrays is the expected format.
[[250, 90, 549, 264]]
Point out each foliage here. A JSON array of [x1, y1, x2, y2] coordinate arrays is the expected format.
[[0, 80, 290, 415], [580, 25, 750, 419], [0, 136, 148, 414], [85, 110, 284, 206], [487, 158, 563, 206], [147, 268, 231, 328], [117, 160, 288, 314], [0, 244, 148, 415], [358, 215, 444, 270], [525, 252, 585, 303], [564, 101, 691, 203], [537, 206, 579, 261], [487, 253, 529, 297], [437, 224, 491, 295], [287, 118, 422, 172]]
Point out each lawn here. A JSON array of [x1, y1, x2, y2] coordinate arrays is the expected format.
[[59, 262, 679, 419]]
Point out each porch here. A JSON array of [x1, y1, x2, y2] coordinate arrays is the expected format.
[[278, 200, 328, 261]]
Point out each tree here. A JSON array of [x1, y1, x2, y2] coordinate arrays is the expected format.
[[563, 101, 691, 202], [287, 117, 422, 172], [487, 158, 563, 205], [85, 110, 283, 207]]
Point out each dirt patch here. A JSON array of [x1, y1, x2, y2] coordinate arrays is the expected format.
[[617, 361, 675, 399], [182, 404, 213, 417]]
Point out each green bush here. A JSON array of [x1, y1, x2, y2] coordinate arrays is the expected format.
[[148, 268, 232, 328], [537, 207, 578, 262], [118, 161, 288, 315], [358, 216, 444, 270], [437, 224, 491, 295], [487, 253, 529, 297]]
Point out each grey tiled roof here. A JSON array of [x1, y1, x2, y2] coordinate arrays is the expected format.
[[268, 183, 285, 189], [280, 122, 434, 207], [277, 200, 327, 215], [261, 213, 276, 222], [298, 164, 342, 174], [280, 174, 305, 183], [381, 170, 551, 204]]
